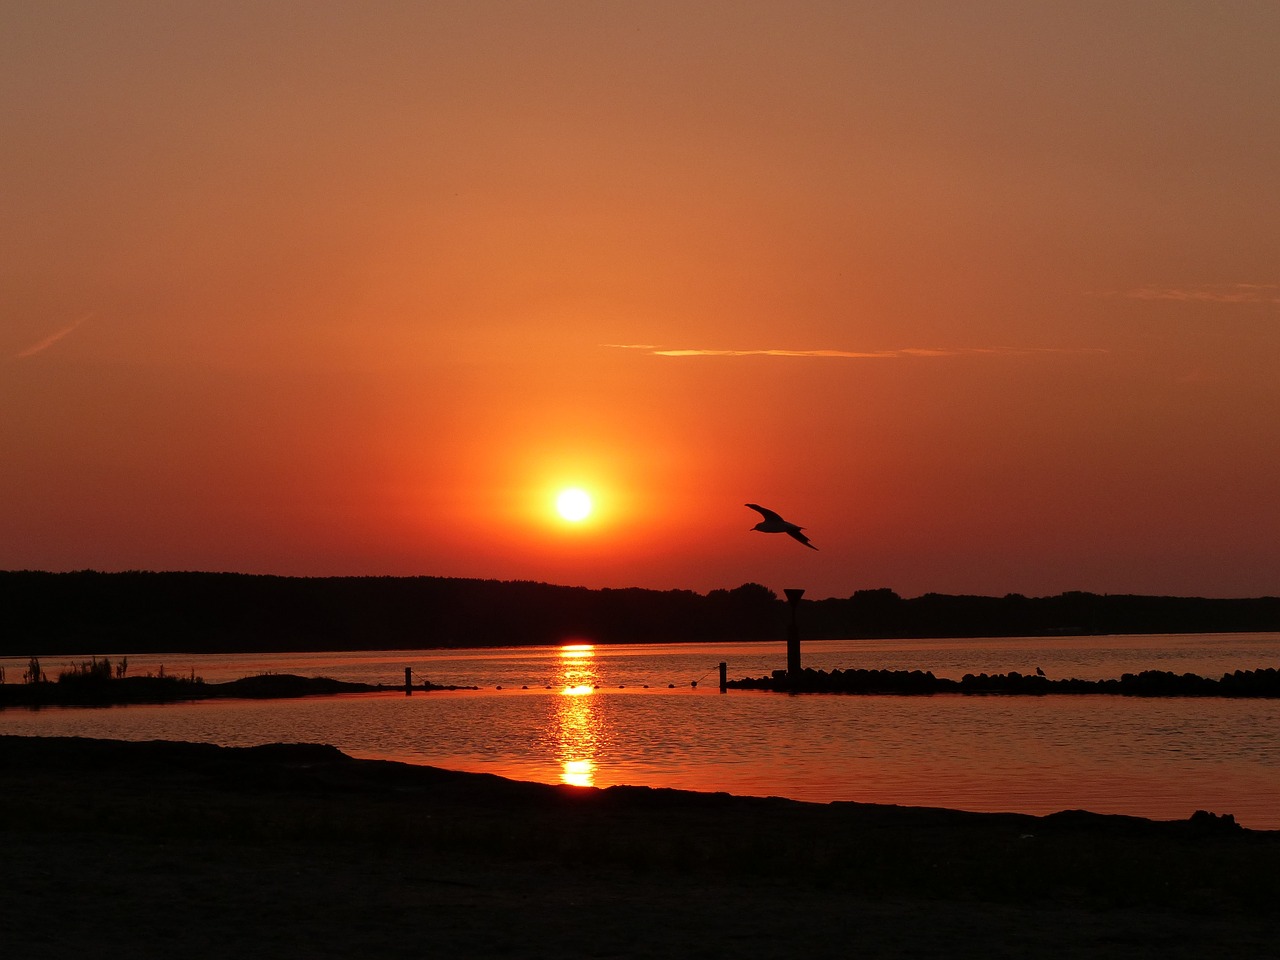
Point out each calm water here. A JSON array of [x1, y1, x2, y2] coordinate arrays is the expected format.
[[4, 635, 1279, 828]]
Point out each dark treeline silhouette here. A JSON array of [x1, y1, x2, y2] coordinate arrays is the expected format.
[[2, 571, 1278, 656], [0, 571, 782, 655], [805, 587, 1280, 638]]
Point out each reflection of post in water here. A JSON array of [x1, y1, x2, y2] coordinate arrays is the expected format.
[[557, 644, 602, 788]]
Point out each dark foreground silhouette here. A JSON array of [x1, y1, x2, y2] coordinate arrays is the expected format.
[[4, 735, 1277, 960]]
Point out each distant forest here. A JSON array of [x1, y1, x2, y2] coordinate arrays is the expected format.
[[2, 571, 1279, 656]]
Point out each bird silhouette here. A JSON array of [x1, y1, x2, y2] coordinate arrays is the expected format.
[[745, 503, 817, 550]]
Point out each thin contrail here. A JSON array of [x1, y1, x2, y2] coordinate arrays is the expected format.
[[15, 313, 92, 358], [605, 343, 1106, 359], [1086, 283, 1280, 304]]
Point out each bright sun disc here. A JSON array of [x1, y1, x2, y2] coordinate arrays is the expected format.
[[556, 487, 592, 522]]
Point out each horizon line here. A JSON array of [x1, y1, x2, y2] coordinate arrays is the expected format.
[[1, 568, 1273, 602]]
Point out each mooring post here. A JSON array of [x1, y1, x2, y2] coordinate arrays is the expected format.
[[405, 667, 412, 696], [719, 661, 727, 693], [784, 588, 805, 680]]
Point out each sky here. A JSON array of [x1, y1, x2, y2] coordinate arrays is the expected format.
[[3, 1, 1278, 600]]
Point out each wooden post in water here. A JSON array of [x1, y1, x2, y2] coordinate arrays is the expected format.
[[784, 588, 805, 680], [405, 667, 413, 696], [719, 661, 727, 693]]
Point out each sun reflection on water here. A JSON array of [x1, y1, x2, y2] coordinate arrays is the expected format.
[[558, 643, 596, 687], [560, 758, 596, 788], [556, 644, 601, 787]]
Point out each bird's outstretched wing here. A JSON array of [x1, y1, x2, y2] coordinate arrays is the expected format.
[[746, 503, 819, 549], [787, 528, 818, 550]]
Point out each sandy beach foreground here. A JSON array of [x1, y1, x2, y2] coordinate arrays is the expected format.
[[4, 735, 1277, 959]]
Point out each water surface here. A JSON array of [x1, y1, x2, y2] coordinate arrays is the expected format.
[[4, 635, 1278, 827]]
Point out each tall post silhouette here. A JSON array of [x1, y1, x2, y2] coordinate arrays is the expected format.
[[784, 588, 805, 679]]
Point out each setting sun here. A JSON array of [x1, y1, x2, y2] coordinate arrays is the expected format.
[[555, 488, 593, 522], [4, 3, 1278, 603]]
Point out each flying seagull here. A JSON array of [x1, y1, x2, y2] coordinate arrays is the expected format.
[[745, 503, 818, 550]]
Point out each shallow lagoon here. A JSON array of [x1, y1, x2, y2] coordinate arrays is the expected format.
[[4, 634, 1279, 828]]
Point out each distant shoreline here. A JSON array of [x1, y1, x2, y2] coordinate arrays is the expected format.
[[728, 665, 1280, 697], [4, 665, 1280, 707], [0, 672, 477, 707]]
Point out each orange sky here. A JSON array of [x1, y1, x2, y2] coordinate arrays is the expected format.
[[3, 2, 1278, 599]]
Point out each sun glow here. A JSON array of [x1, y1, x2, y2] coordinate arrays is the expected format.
[[555, 487, 593, 522]]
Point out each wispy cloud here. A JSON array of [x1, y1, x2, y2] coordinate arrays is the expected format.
[[606, 343, 1104, 359], [1112, 283, 1280, 305], [15, 313, 92, 358]]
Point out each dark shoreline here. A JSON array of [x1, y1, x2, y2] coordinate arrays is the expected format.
[[728, 666, 1280, 696], [0, 672, 477, 707], [6, 664, 1280, 708], [5, 734, 1279, 958]]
